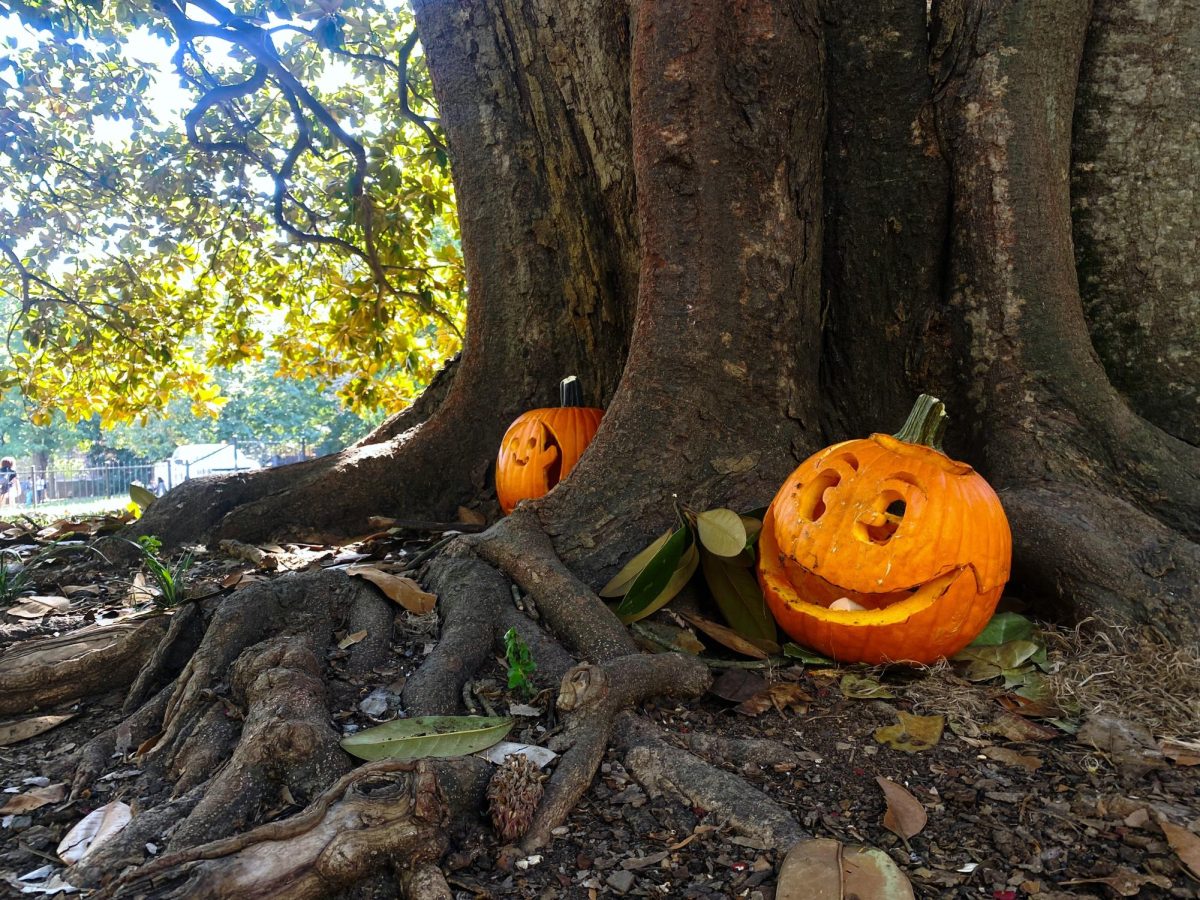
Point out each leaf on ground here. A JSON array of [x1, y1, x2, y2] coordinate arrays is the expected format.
[[1161, 739, 1200, 766], [968, 612, 1035, 647], [337, 629, 368, 649], [777, 838, 915, 900], [783, 643, 835, 665], [982, 746, 1043, 772], [739, 514, 763, 547], [0, 783, 66, 814], [5, 596, 69, 619], [1061, 869, 1173, 896], [987, 710, 1060, 743], [476, 740, 558, 769], [875, 776, 927, 840], [615, 527, 694, 622], [678, 611, 778, 658], [456, 506, 487, 526], [1159, 818, 1200, 880], [1076, 714, 1161, 762], [340, 715, 513, 762], [736, 682, 812, 717], [700, 549, 776, 643], [874, 711, 944, 753], [695, 508, 747, 558], [0, 714, 76, 747], [709, 668, 768, 703], [840, 674, 896, 700], [600, 531, 672, 598], [57, 800, 132, 864], [60, 584, 100, 597], [954, 640, 1041, 682], [347, 566, 436, 614], [633, 620, 705, 655], [996, 691, 1060, 719], [128, 572, 158, 605]]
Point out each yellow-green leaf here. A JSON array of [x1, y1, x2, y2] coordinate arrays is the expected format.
[[340, 715, 513, 762], [129, 483, 156, 510], [695, 508, 747, 557], [874, 711, 945, 753], [614, 527, 691, 619], [600, 530, 672, 598]]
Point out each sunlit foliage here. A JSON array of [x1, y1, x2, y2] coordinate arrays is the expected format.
[[0, 0, 463, 425]]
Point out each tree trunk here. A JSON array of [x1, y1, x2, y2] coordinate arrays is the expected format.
[[93, 2, 1200, 893]]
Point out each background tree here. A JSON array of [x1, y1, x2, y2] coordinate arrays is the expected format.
[[1, 0, 1198, 895]]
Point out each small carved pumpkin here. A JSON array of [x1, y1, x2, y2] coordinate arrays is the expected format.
[[496, 377, 603, 514], [757, 395, 1011, 664]]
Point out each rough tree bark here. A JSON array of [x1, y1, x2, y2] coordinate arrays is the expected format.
[[51, 0, 1200, 896]]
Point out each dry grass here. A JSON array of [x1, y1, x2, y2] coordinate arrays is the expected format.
[[1043, 620, 1200, 740], [901, 659, 994, 737]]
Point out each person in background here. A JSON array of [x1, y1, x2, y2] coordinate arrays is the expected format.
[[34, 475, 46, 504], [154, 477, 167, 498], [0, 458, 17, 509]]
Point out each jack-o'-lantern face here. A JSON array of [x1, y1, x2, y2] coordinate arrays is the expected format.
[[758, 396, 1011, 665], [496, 404, 603, 514]]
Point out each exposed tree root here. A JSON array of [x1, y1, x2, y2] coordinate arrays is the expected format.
[[93, 759, 489, 899], [0, 617, 167, 716], [615, 713, 805, 849]]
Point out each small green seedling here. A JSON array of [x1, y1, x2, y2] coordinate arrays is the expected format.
[[503, 627, 537, 698], [126, 535, 194, 608]]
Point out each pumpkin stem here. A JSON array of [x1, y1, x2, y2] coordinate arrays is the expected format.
[[559, 376, 583, 407], [893, 394, 948, 449]]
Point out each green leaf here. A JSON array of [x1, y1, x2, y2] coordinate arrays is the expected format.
[[614, 526, 691, 619], [340, 716, 513, 762], [599, 530, 672, 598], [782, 643, 835, 665], [129, 483, 156, 510], [968, 612, 1035, 647], [618, 542, 699, 624], [954, 639, 1042, 682], [695, 508, 748, 558], [700, 548, 776, 643], [841, 673, 897, 700]]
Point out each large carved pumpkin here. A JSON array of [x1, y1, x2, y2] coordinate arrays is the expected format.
[[757, 395, 1011, 664], [496, 377, 603, 514]]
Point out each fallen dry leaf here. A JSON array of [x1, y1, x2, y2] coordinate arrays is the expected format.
[[777, 838, 915, 899], [0, 713, 76, 747], [678, 611, 777, 659], [337, 629, 369, 649], [995, 693, 1060, 718], [982, 746, 1043, 772], [6, 595, 70, 619], [57, 800, 132, 864], [1159, 818, 1200, 880], [347, 566, 436, 614], [0, 783, 66, 814], [457, 506, 487, 526], [736, 682, 812, 717], [875, 777, 927, 840], [60, 584, 100, 597], [710, 668, 768, 704], [128, 572, 157, 605], [874, 711, 944, 753], [1161, 738, 1200, 767], [1061, 868, 1173, 896], [988, 710, 1059, 743], [840, 674, 896, 700]]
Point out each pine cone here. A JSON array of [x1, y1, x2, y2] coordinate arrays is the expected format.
[[487, 754, 546, 842]]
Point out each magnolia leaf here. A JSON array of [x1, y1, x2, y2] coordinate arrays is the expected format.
[[0, 783, 66, 814], [6, 595, 70, 619], [874, 711, 944, 753], [695, 508, 747, 558], [600, 530, 672, 598], [337, 629, 368, 649], [1159, 818, 1200, 880], [783, 643, 835, 665], [700, 548, 776, 643], [840, 674, 896, 700], [679, 610, 778, 658], [0, 713, 75, 747], [618, 543, 699, 624], [968, 611, 1035, 646], [341, 715, 513, 762], [875, 776, 928, 840], [347, 566, 436, 614], [777, 839, 915, 900], [57, 800, 132, 865], [129, 483, 156, 510], [614, 527, 692, 621]]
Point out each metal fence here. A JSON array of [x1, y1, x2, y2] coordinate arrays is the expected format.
[[0, 463, 158, 509]]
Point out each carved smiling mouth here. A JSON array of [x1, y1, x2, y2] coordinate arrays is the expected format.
[[777, 562, 971, 627]]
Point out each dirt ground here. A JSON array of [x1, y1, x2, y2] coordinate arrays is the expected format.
[[0, 527, 1195, 899]]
